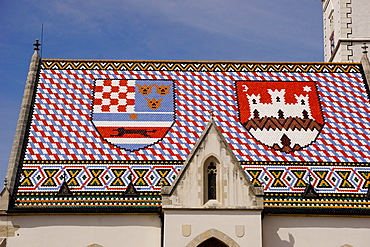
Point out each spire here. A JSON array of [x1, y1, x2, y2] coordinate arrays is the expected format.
[[4, 40, 41, 207], [361, 43, 370, 90]]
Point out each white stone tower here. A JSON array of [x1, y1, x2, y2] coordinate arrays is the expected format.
[[321, 0, 370, 62]]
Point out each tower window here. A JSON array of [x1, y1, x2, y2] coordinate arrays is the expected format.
[[330, 32, 335, 55]]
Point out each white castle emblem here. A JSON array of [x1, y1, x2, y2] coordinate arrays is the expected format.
[[237, 82, 324, 153], [247, 89, 312, 120]]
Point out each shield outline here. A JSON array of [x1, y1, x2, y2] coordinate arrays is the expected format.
[[235, 80, 325, 152], [91, 79, 176, 151]]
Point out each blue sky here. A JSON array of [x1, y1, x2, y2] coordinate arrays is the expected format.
[[0, 0, 324, 181]]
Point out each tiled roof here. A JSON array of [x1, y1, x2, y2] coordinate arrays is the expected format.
[[10, 191, 161, 213], [11, 60, 370, 213]]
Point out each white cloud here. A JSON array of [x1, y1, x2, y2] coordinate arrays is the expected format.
[[28, 0, 321, 45]]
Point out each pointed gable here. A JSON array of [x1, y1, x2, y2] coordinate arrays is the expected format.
[[162, 118, 263, 209]]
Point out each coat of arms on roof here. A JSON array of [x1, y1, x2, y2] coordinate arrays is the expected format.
[[236, 80, 324, 152], [91, 79, 175, 151]]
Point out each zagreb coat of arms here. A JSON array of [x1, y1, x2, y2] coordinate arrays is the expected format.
[[236, 80, 324, 152], [91, 79, 175, 151]]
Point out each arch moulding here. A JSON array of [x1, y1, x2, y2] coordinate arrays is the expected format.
[[186, 228, 240, 247]]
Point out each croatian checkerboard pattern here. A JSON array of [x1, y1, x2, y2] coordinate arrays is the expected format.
[[93, 79, 135, 113]]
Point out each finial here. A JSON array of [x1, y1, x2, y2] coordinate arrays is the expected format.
[[33, 39, 41, 51], [4, 178, 7, 187], [362, 43, 368, 54], [209, 110, 214, 119]]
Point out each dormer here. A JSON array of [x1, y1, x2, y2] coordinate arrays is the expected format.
[[161, 118, 263, 209]]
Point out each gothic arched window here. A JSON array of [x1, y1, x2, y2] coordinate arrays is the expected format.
[[206, 162, 217, 201]]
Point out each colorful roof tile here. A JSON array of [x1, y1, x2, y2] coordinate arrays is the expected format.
[[10, 60, 370, 213]]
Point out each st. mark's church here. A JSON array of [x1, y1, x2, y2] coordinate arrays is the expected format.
[[1, 0, 370, 246]]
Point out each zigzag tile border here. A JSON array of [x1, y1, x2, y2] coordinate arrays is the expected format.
[[17, 161, 370, 194], [41, 60, 362, 73], [18, 162, 183, 192], [242, 164, 370, 194]]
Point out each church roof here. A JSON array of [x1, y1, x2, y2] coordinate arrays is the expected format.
[[9, 59, 370, 214]]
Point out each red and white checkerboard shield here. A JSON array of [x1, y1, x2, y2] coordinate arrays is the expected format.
[[91, 79, 175, 151], [236, 80, 325, 152]]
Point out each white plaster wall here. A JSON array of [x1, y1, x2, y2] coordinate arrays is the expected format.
[[323, 0, 370, 62], [350, 0, 370, 39], [0, 214, 161, 247], [351, 42, 369, 63], [164, 210, 262, 247], [263, 215, 370, 247]]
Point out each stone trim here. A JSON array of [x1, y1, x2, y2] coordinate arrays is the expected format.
[[87, 244, 103, 247], [340, 0, 353, 61], [0, 238, 6, 247], [340, 0, 352, 39], [186, 228, 240, 247]]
